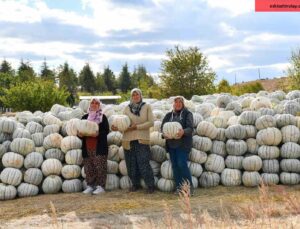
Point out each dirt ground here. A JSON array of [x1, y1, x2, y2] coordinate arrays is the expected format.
[[0, 185, 299, 229]]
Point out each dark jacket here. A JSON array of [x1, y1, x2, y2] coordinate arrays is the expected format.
[[81, 114, 109, 158], [161, 108, 193, 152]]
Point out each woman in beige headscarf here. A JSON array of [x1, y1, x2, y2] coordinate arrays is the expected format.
[[112, 88, 155, 193]]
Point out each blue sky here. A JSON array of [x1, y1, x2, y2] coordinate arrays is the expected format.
[[0, 0, 299, 84]]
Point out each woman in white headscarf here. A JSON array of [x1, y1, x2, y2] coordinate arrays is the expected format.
[[79, 98, 109, 195], [112, 88, 155, 193]]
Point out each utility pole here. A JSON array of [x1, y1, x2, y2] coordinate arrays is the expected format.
[[258, 68, 261, 80], [235, 73, 237, 84]]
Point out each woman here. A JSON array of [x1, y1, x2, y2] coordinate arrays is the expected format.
[[112, 88, 155, 193], [161, 96, 193, 195], [79, 98, 109, 195]]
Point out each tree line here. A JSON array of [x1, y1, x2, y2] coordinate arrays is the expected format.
[[1, 45, 299, 112]]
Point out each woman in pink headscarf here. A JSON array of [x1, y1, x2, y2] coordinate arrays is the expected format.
[[79, 98, 109, 195]]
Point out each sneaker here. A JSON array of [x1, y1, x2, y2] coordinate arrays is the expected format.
[[173, 188, 180, 195], [83, 186, 94, 194], [190, 188, 195, 197], [93, 186, 105, 195]]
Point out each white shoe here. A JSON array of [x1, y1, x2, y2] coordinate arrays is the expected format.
[[82, 186, 94, 194], [92, 186, 105, 195]]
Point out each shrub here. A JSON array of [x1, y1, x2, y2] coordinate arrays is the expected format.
[[0, 80, 69, 112]]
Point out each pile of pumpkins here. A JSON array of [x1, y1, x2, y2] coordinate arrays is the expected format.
[[1, 89, 300, 200]]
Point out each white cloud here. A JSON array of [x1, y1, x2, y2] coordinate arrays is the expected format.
[[219, 22, 237, 37], [203, 0, 253, 17], [0, 0, 156, 36], [244, 32, 300, 44], [0, 0, 41, 23], [0, 36, 165, 73], [81, 0, 155, 35], [91, 51, 164, 62], [90, 39, 205, 49], [207, 54, 233, 70], [226, 62, 290, 73], [0, 37, 84, 57]]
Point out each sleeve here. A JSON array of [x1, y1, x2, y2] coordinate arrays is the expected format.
[[183, 112, 193, 136], [160, 113, 170, 139], [161, 112, 170, 132], [99, 115, 109, 135], [136, 105, 154, 130]]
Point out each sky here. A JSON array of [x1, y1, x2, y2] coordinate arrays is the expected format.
[[0, 0, 299, 84]]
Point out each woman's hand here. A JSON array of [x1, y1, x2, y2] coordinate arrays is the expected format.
[[90, 131, 99, 138], [78, 132, 83, 138], [111, 125, 118, 131], [176, 129, 184, 138], [126, 123, 137, 131], [163, 133, 171, 139]]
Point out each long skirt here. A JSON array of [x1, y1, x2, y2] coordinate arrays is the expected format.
[[83, 137, 107, 187]]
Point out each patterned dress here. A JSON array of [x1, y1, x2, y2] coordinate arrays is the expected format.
[[83, 136, 107, 187]]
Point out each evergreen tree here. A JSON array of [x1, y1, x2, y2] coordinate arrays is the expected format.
[[17, 60, 36, 82], [58, 62, 78, 106], [0, 59, 14, 75], [95, 72, 107, 92], [0, 60, 15, 101], [131, 65, 154, 90], [40, 59, 55, 82], [118, 63, 131, 93], [103, 66, 116, 94], [79, 63, 96, 93], [0, 72, 15, 107]]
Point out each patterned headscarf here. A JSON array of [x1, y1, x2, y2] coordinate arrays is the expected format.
[[171, 95, 185, 121], [129, 88, 145, 116], [87, 98, 103, 124]]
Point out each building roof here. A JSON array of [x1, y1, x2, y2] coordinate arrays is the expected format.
[[79, 96, 121, 100]]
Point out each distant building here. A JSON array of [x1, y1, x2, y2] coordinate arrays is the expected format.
[[79, 96, 121, 104]]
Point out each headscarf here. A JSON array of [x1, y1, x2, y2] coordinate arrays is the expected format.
[[87, 98, 103, 124], [171, 95, 185, 121], [128, 88, 145, 116]]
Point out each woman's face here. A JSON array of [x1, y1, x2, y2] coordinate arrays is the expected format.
[[132, 91, 141, 103], [173, 99, 183, 111], [90, 99, 100, 111]]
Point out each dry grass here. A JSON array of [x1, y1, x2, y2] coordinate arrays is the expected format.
[[0, 185, 299, 228], [139, 183, 300, 228]]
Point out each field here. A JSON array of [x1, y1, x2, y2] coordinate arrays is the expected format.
[[1, 184, 300, 229]]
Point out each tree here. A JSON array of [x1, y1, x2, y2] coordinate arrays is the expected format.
[[118, 63, 131, 93], [287, 48, 300, 90], [17, 60, 36, 82], [217, 79, 231, 93], [231, 81, 264, 96], [40, 59, 55, 82], [58, 62, 78, 106], [0, 79, 69, 112], [0, 59, 14, 75], [131, 65, 154, 89], [0, 73, 15, 108], [103, 66, 117, 94], [79, 63, 96, 93], [95, 73, 107, 92], [160, 46, 216, 99]]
